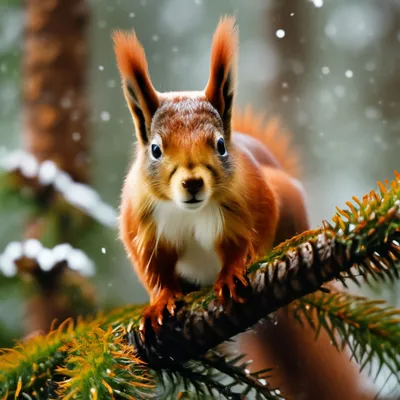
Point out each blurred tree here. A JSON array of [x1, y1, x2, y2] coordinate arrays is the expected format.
[[237, 3, 373, 399], [23, 0, 90, 183], [20, 0, 95, 335]]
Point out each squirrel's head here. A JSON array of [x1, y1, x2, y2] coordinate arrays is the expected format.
[[113, 16, 238, 211]]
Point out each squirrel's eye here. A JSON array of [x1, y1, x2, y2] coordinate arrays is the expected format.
[[217, 138, 227, 156], [151, 144, 162, 160]]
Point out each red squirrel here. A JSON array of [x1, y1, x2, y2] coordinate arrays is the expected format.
[[113, 16, 309, 333]]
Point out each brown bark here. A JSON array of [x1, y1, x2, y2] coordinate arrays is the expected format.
[[21, 0, 93, 334], [23, 267, 96, 336], [23, 0, 90, 183]]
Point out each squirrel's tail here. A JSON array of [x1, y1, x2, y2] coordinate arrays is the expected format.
[[232, 106, 301, 178]]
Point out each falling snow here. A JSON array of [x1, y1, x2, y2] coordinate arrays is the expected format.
[[100, 111, 111, 121], [276, 29, 285, 39], [321, 66, 330, 75], [310, 0, 324, 7]]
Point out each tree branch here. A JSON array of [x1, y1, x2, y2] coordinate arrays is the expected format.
[[0, 174, 399, 398], [129, 176, 400, 367], [292, 291, 400, 380]]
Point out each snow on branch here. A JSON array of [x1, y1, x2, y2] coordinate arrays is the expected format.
[[0, 239, 95, 278], [0, 149, 118, 228]]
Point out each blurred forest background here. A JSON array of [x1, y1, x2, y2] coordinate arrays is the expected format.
[[0, 0, 399, 394]]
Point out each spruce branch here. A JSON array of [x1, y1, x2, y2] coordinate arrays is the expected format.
[[155, 351, 280, 399], [130, 173, 400, 366], [292, 292, 400, 381], [199, 351, 281, 399], [55, 325, 154, 399], [0, 174, 399, 398], [157, 361, 237, 399], [0, 319, 80, 398]]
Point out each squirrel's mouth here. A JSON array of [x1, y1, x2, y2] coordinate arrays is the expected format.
[[177, 197, 207, 211], [184, 198, 203, 204]]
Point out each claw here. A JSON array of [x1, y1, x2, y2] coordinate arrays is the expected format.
[[139, 328, 145, 342], [167, 302, 175, 316], [139, 320, 145, 332], [214, 268, 248, 304], [139, 290, 182, 337]]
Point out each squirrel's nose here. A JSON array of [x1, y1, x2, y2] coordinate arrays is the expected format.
[[182, 178, 204, 196]]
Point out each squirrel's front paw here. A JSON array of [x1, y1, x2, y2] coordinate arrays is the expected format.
[[214, 267, 248, 304], [139, 289, 182, 337]]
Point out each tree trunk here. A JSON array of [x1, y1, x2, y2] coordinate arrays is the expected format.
[[23, 0, 90, 183], [21, 0, 93, 335]]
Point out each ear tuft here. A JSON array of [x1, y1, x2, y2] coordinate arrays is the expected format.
[[112, 30, 159, 145], [112, 31, 146, 82], [205, 16, 238, 140]]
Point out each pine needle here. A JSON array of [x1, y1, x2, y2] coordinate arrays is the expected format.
[[0, 173, 399, 398], [292, 292, 400, 383]]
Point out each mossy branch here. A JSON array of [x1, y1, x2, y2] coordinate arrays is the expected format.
[[0, 173, 399, 399]]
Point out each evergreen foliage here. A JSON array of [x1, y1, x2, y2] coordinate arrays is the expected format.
[[293, 292, 400, 381], [0, 174, 399, 399]]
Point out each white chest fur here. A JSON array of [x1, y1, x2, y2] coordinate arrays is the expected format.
[[152, 201, 224, 286]]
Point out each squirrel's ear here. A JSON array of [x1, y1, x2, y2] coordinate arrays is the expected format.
[[204, 16, 238, 140], [113, 30, 159, 146]]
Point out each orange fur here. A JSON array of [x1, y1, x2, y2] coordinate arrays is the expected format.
[[113, 16, 367, 399], [114, 16, 303, 333], [112, 30, 149, 84], [233, 106, 301, 178], [205, 16, 238, 124], [112, 30, 159, 145], [207, 16, 238, 84]]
